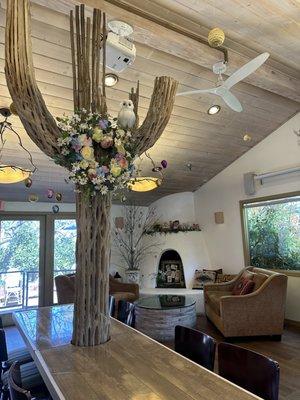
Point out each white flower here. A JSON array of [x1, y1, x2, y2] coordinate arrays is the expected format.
[[107, 175, 116, 183], [72, 114, 81, 123], [61, 148, 70, 155], [100, 186, 109, 195], [79, 123, 88, 131]]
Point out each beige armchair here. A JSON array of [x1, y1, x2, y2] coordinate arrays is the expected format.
[[204, 267, 287, 338]]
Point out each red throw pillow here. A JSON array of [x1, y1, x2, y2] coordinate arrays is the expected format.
[[240, 280, 255, 295], [232, 277, 254, 295]]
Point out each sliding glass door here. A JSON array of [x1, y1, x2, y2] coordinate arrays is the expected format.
[[53, 218, 77, 303], [0, 213, 76, 312], [0, 216, 44, 311]]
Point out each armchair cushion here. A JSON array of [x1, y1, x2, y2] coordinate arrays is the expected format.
[[205, 290, 231, 316]]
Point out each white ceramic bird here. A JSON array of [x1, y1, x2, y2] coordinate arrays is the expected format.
[[118, 100, 136, 130]]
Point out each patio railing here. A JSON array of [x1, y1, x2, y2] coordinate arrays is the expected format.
[[0, 269, 75, 311]]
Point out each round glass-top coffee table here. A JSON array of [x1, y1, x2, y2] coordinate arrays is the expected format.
[[135, 295, 196, 342]]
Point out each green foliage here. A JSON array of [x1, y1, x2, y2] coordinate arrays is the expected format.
[[0, 219, 76, 274], [53, 220, 76, 272], [0, 220, 40, 273], [246, 200, 300, 270]]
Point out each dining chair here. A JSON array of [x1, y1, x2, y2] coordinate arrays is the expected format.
[[0, 329, 32, 374], [174, 325, 216, 371], [109, 295, 115, 317], [8, 362, 51, 400], [218, 342, 280, 400], [117, 300, 135, 327], [2, 359, 49, 400]]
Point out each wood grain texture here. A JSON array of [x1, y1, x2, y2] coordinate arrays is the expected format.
[[13, 305, 261, 400], [0, 0, 299, 205]]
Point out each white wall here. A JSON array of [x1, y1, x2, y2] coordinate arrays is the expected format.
[[141, 192, 210, 288], [193, 112, 300, 321], [152, 192, 196, 221]]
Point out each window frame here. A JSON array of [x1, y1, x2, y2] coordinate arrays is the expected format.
[[0, 211, 76, 314], [240, 191, 300, 277]]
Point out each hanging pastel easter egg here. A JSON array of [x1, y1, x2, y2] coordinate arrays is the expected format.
[[24, 178, 32, 188], [161, 160, 168, 169], [52, 205, 59, 214], [55, 192, 62, 202], [28, 194, 38, 202], [47, 189, 54, 199]]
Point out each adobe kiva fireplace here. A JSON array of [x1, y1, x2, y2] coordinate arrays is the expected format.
[[156, 250, 186, 288]]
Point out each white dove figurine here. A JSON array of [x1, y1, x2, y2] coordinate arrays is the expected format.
[[118, 100, 136, 130]]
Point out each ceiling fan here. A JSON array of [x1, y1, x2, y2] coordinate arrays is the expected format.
[[177, 52, 270, 112]]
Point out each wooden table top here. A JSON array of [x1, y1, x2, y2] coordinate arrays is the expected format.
[[13, 305, 260, 400]]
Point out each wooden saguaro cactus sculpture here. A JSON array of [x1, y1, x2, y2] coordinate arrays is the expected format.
[[5, 0, 178, 346]]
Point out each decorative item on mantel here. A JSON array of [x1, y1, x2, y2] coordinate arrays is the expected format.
[[5, 0, 177, 346], [145, 220, 201, 235], [113, 206, 162, 284], [113, 271, 122, 282]]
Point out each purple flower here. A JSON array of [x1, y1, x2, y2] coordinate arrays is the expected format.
[[71, 138, 82, 152], [99, 119, 109, 130], [97, 165, 109, 177]]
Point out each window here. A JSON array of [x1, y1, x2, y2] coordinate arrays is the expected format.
[[241, 193, 300, 271], [0, 218, 42, 310], [0, 213, 76, 313]]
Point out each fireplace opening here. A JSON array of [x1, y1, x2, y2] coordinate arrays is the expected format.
[[156, 250, 186, 288]]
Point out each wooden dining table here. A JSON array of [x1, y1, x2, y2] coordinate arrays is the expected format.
[[13, 305, 260, 400]]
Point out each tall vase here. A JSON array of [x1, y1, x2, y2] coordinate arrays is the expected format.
[[125, 270, 140, 284]]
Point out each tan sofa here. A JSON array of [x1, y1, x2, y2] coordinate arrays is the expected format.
[[204, 267, 287, 338], [109, 274, 139, 304], [55, 273, 139, 305]]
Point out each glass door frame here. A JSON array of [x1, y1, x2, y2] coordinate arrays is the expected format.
[[46, 213, 77, 306], [0, 211, 76, 312], [0, 213, 45, 310]]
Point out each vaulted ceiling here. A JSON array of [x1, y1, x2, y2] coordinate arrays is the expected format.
[[0, 0, 299, 205]]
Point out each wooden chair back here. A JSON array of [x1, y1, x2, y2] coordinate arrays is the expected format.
[[8, 362, 32, 400], [175, 326, 216, 371], [218, 342, 280, 400], [117, 300, 135, 327]]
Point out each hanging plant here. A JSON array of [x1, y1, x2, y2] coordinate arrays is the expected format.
[[55, 109, 136, 198]]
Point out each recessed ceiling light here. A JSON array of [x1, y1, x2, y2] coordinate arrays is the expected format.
[[105, 73, 119, 87], [207, 104, 221, 115]]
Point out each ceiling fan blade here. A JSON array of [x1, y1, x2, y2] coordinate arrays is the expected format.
[[176, 87, 218, 96], [218, 88, 243, 112], [224, 52, 270, 89]]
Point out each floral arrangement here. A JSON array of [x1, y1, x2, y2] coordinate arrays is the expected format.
[[145, 220, 201, 235], [55, 109, 135, 197]]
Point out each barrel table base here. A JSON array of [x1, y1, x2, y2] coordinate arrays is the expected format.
[[135, 303, 197, 341]]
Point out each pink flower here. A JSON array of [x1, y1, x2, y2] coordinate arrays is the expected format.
[[100, 136, 114, 149], [115, 153, 128, 169]]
